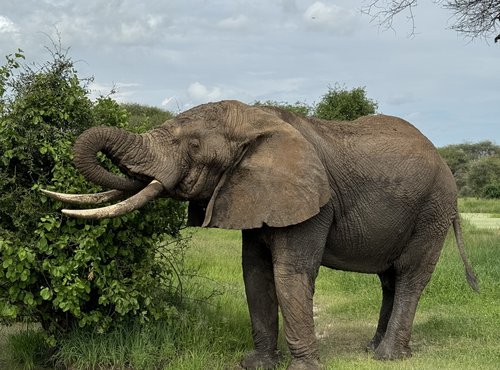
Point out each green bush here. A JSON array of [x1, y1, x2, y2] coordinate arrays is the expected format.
[[482, 183, 500, 199], [0, 48, 186, 337], [253, 100, 313, 117], [121, 103, 174, 133], [314, 84, 378, 121]]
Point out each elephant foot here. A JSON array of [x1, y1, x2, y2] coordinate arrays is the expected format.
[[287, 357, 320, 370], [365, 334, 383, 352], [240, 350, 281, 370], [373, 342, 412, 360]]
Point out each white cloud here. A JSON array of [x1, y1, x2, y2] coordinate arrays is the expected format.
[[0, 1, 497, 146], [88, 81, 140, 102], [146, 15, 163, 28], [161, 96, 175, 106], [187, 82, 223, 102], [303, 2, 358, 35], [112, 14, 166, 45], [217, 15, 249, 30], [0, 15, 19, 33]]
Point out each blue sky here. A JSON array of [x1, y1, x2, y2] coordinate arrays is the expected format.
[[0, 0, 498, 146]]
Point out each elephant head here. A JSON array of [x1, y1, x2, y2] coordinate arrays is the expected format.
[[44, 100, 331, 229]]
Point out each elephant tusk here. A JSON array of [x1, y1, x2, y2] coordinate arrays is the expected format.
[[61, 180, 164, 219], [41, 188, 127, 205]]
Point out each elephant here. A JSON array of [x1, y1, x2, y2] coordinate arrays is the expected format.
[[43, 100, 478, 370]]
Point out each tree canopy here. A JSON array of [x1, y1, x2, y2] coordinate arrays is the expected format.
[[438, 141, 500, 198]]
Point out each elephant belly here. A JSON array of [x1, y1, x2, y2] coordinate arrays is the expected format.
[[320, 248, 393, 273], [321, 214, 414, 274]]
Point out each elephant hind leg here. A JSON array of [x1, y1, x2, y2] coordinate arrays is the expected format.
[[373, 224, 448, 360], [366, 267, 396, 352]]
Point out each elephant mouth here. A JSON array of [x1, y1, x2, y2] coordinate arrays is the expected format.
[[41, 179, 165, 219], [175, 166, 211, 200]]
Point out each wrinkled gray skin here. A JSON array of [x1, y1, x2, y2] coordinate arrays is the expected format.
[[49, 100, 478, 370]]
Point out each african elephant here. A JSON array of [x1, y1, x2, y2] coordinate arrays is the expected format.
[[43, 100, 478, 370]]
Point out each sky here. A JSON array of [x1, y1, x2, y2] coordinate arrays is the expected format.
[[0, 0, 498, 146]]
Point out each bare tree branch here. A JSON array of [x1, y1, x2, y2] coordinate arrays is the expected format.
[[443, 1, 500, 41], [362, 0, 500, 42], [361, 0, 419, 37]]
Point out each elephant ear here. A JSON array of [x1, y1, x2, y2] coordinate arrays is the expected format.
[[202, 114, 331, 229]]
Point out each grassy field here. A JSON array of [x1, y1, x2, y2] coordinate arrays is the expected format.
[[461, 213, 500, 229], [458, 197, 500, 213], [2, 204, 499, 369], [176, 222, 500, 370], [459, 197, 500, 229]]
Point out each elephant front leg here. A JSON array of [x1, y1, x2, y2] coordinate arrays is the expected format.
[[241, 231, 280, 370], [274, 267, 320, 370]]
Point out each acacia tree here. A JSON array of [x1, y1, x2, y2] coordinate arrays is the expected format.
[[363, 0, 500, 42]]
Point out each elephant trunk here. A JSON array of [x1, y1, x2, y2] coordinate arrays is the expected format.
[[73, 126, 146, 192], [42, 125, 184, 219]]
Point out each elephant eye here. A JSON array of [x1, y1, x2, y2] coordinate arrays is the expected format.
[[189, 139, 201, 151]]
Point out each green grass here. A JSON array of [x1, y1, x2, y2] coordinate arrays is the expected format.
[[461, 213, 500, 229], [0, 324, 51, 370], [314, 221, 500, 369], [3, 203, 499, 369], [458, 197, 500, 213], [165, 223, 499, 369]]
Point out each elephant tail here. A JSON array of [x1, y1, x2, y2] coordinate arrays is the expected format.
[[453, 216, 480, 292]]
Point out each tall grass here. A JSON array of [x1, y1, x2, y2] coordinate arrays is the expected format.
[[2, 327, 51, 370], [4, 204, 500, 369], [459, 197, 500, 213]]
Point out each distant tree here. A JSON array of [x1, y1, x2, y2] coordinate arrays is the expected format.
[[253, 100, 312, 117], [314, 85, 378, 121], [482, 182, 500, 199], [438, 141, 500, 197], [439, 141, 500, 173], [362, 0, 500, 43], [467, 156, 500, 198], [121, 103, 174, 132]]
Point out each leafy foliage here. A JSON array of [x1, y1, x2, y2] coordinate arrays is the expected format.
[[254, 86, 378, 121], [438, 141, 500, 198], [467, 156, 500, 198], [314, 84, 378, 121], [121, 103, 174, 133], [0, 48, 186, 337], [253, 100, 312, 117]]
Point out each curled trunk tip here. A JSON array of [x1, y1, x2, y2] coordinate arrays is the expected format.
[[73, 126, 145, 192]]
